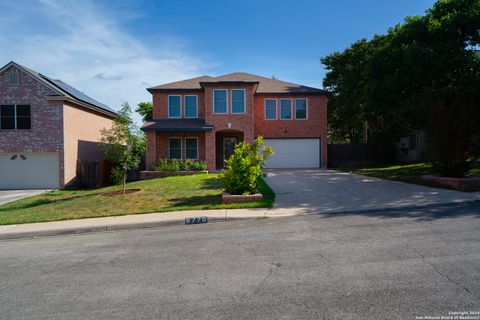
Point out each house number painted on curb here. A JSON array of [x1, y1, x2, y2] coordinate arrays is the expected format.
[[185, 217, 208, 225]]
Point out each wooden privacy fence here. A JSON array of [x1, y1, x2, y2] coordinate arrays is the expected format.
[[76, 160, 113, 188], [328, 144, 389, 167]]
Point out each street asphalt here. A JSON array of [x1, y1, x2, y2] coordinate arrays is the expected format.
[[1, 202, 479, 320]]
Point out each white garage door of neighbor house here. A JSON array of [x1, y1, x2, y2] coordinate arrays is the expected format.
[[264, 139, 320, 168], [0, 153, 59, 189]]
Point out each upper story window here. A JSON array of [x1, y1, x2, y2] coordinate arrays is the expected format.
[[169, 138, 182, 159], [9, 70, 19, 86], [280, 99, 292, 120], [213, 89, 227, 114], [231, 89, 245, 114], [168, 95, 181, 118], [0, 105, 31, 130], [295, 98, 307, 120], [264, 99, 277, 120], [184, 95, 198, 118]]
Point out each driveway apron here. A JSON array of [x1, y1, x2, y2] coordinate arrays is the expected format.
[[264, 169, 479, 214]]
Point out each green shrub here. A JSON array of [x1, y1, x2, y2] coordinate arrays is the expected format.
[[155, 159, 171, 171], [220, 136, 273, 195], [191, 160, 207, 171], [154, 159, 207, 172]]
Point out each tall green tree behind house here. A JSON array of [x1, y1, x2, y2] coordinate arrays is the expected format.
[[101, 102, 146, 193], [322, 0, 480, 176], [135, 102, 153, 122]]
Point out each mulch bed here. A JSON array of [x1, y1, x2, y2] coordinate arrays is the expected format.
[[103, 189, 141, 197]]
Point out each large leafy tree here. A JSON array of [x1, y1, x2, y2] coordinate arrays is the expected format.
[[322, 39, 376, 144], [322, 0, 480, 176], [101, 102, 146, 193], [135, 101, 153, 122]]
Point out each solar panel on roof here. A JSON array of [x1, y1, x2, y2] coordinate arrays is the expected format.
[[41, 75, 116, 114]]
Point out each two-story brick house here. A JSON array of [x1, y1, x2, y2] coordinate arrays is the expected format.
[[0, 61, 117, 189], [142, 73, 328, 170]]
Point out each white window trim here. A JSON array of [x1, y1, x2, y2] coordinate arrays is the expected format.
[[279, 98, 293, 120], [184, 95, 198, 118], [264, 99, 277, 120], [212, 89, 228, 114], [168, 95, 182, 119], [231, 89, 246, 114], [185, 137, 199, 160], [168, 137, 183, 160], [294, 98, 308, 120]]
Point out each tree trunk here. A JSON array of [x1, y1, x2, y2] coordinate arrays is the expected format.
[[122, 170, 127, 195]]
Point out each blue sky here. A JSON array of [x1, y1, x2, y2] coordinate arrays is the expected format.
[[0, 0, 436, 120]]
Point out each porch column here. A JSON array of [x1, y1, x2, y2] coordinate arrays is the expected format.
[[146, 131, 157, 170], [205, 130, 216, 171]]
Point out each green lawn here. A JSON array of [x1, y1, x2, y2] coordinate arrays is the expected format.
[[0, 174, 275, 225], [337, 162, 480, 190]]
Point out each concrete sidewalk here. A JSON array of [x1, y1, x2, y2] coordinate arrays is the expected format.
[[0, 208, 295, 240], [0, 190, 49, 206]]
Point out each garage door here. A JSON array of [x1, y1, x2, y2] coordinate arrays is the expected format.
[[0, 153, 60, 189], [264, 139, 320, 168]]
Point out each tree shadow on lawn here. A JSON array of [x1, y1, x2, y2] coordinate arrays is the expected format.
[[168, 194, 222, 207], [200, 176, 223, 190]]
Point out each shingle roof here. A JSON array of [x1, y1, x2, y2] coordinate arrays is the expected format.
[[148, 75, 214, 91], [141, 119, 214, 132], [0, 61, 117, 116], [148, 72, 327, 94]]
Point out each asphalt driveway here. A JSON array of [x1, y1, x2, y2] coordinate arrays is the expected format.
[[265, 169, 479, 214], [0, 189, 49, 206]]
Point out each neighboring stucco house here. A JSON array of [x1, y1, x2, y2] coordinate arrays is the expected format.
[[142, 73, 328, 170], [0, 61, 117, 189]]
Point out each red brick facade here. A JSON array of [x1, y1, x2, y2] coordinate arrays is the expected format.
[[0, 65, 66, 184], [254, 94, 328, 168], [145, 75, 328, 170], [0, 63, 115, 187]]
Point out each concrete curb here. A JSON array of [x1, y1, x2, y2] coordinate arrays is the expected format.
[[0, 209, 273, 241], [1, 199, 478, 241]]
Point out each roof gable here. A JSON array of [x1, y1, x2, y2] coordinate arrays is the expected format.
[[0, 61, 117, 116], [148, 75, 214, 91]]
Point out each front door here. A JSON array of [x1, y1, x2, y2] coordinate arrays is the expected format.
[[223, 137, 237, 164]]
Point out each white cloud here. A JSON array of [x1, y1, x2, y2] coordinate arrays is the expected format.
[[0, 0, 211, 123]]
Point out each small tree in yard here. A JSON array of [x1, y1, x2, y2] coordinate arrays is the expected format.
[[220, 136, 273, 195], [101, 102, 146, 194]]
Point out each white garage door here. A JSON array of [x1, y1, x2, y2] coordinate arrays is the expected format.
[[0, 153, 59, 189], [264, 139, 320, 168]]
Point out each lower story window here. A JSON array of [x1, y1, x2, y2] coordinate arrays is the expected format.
[[169, 138, 182, 159], [185, 138, 198, 160]]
